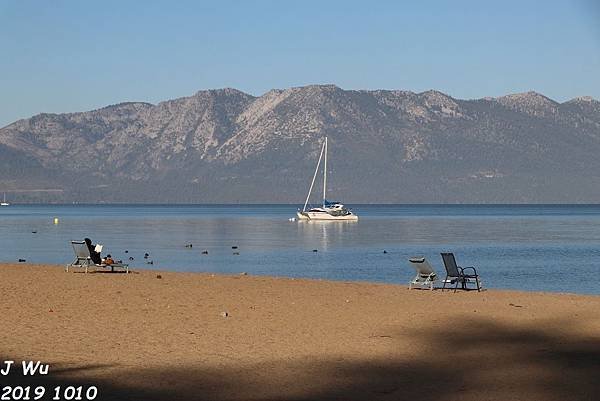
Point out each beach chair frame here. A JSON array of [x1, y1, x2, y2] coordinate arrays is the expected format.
[[66, 240, 94, 273], [440, 252, 481, 292], [66, 240, 129, 273], [408, 257, 437, 290]]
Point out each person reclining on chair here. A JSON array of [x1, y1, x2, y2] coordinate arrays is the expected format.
[[84, 237, 102, 265]]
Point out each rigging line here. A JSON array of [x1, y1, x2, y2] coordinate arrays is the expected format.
[[303, 139, 326, 212], [323, 137, 327, 207]]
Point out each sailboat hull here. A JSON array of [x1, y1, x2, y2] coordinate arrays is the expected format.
[[297, 211, 358, 221]]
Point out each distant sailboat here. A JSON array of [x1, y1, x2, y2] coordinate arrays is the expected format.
[[296, 137, 358, 221], [1, 193, 9, 206]]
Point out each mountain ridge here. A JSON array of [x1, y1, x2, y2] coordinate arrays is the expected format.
[[1, 85, 600, 203], [4, 86, 598, 129]]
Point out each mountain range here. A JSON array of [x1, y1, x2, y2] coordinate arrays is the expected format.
[[1, 85, 600, 203]]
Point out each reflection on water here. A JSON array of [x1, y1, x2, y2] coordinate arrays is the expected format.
[[1, 204, 600, 294], [297, 220, 358, 251]]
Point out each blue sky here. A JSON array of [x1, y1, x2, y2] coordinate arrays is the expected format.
[[1, 0, 599, 127]]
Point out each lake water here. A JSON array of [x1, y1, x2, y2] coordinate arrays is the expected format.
[[1, 204, 599, 295]]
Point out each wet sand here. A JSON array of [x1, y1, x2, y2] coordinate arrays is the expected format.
[[1, 262, 599, 401]]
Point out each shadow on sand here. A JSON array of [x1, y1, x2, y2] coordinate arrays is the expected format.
[[2, 317, 599, 401]]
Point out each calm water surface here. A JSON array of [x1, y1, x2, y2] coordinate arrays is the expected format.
[[1, 204, 599, 294]]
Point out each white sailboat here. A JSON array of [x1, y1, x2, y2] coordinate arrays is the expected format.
[[296, 137, 358, 221], [1, 193, 9, 206]]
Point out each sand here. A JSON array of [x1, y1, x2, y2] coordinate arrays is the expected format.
[[0, 262, 599, 401]]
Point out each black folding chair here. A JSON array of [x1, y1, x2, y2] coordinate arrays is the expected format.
[[440, 253, 482, 292]]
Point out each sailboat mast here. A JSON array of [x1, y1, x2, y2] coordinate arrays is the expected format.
[[323, 137, 327, 207], [302, 141, 326, 212]]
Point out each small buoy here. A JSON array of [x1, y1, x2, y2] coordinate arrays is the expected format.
[[202, 250, 208, 255], [53, 218, 59, 225]]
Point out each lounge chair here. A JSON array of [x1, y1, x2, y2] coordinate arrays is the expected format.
[[408, 257, 437, 290], [440, 252, 481, 292], [66, 240, 129, 273]]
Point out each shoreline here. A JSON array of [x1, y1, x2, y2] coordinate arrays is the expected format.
[[5, 261, 598, 297], [1, 262, 599, 400]]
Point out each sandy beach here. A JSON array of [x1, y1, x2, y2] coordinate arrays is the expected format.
[[1, 262, 599, 401]]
